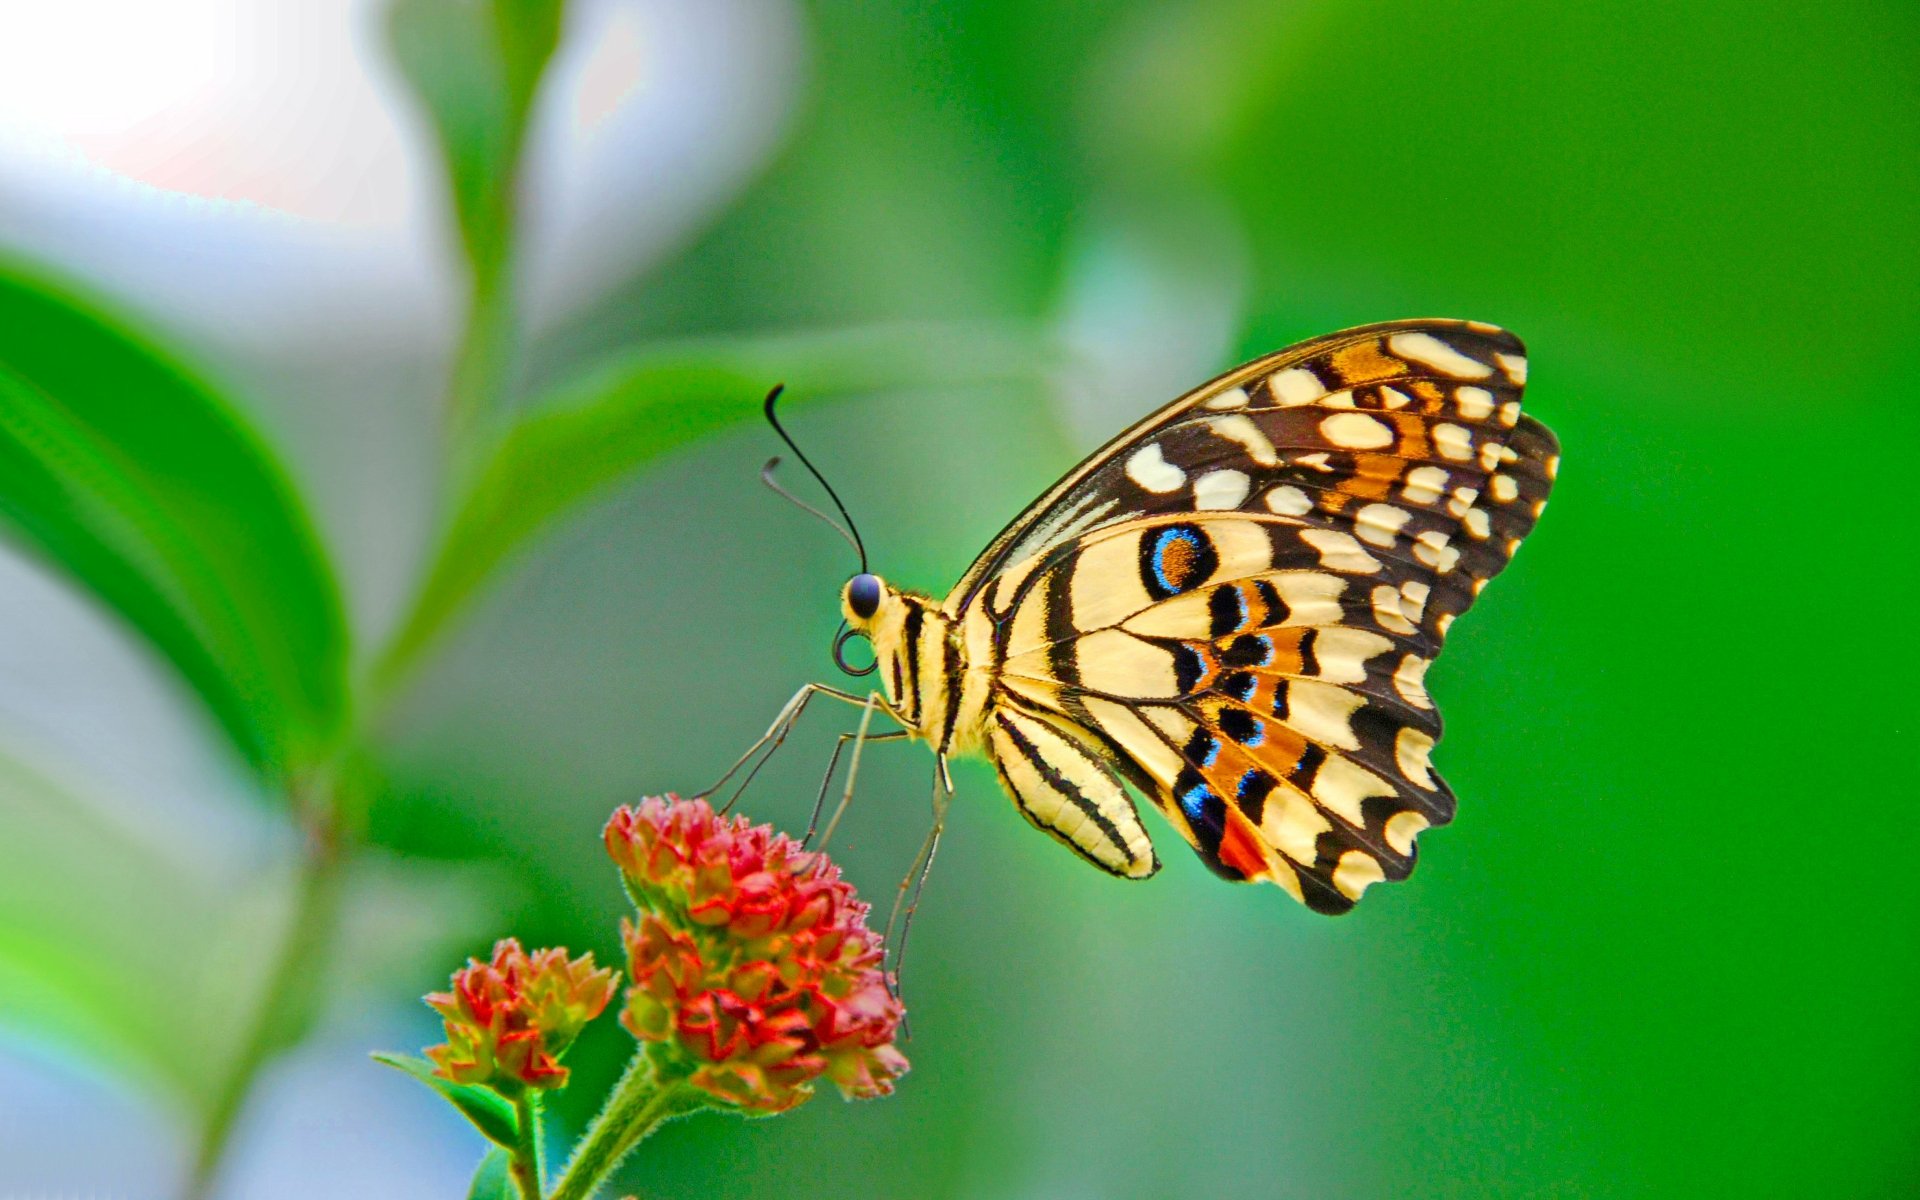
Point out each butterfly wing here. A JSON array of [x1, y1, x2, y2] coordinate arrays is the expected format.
[[948, 319, 1558, 911], [949, 318, 1555, 645]]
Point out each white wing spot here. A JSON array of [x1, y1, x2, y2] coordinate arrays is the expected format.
[[1193, 468, 1251, 510], [1285, 680, 1367, 750], [1490, 473, 1519, 503], [1301, 528, 1383, 574], [1399, 580, 1430, 622], [1296, 452, 1334, 472], [1268, 368, 1326, 407], [1207, 414, 1279, 465], [1447, 486, 1480, 518], [1333, 849, 1387, 900], [1311, 627, 1394, 683], [1125, 443, 1185, 493], [1311, 756, 1394, 827], [1403, 465, 1449, 505], [1354, 502, 1412, 548], [1385, 810, 1430, 855], [1547, 455, 1561, 479], [1320, 412, 1395, 450], [1265, 485, 1313, 516], [1205, 386, 1251, 410], [1412, 530, 1460, 573], [1394, 654, 1432, 709], [1371, 584, 1417, 635], [1389, 332, 1494, 378], [1480, 441, 1517, 471], [1463, 508, 1492, 539], [1455, 386, 1495, 420], [1495, 352, 1528, 384], [1380, 386, 1412, 409], [1498, 400, 1521, 427], [1436, 612, 1456, 635], [1395, 727, 1437, 789], [1433, 422, 1475, 461], [1318, 389, 1358, 409]]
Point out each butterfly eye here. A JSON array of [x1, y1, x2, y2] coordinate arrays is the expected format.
[[846, 573, 883, 620]]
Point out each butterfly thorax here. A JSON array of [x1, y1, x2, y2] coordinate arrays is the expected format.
[[843, 577, 992, 757]]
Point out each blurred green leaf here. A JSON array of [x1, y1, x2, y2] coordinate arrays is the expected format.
[[0, 262, 349, 779], [0, 744, 242, 1106], [0, 739, 493, 1116], [388, 0, 565, 291], [389, 0, 569, 440], [374, 324, 1051, 687], [466, 1147, 515, 1200], [375, 1052, 522, 1148]]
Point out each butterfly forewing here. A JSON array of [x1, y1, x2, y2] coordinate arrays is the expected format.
[[949, 319, 1559, 912]]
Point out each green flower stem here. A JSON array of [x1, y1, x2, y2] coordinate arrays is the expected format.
[[511, 1092, 544, 1200], [549, 1054, 697, 1200], [182, 794, 347, 1200]]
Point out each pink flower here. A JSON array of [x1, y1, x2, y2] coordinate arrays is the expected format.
[[607, 796, 908, 1113], [425, 939, 618, 1092]]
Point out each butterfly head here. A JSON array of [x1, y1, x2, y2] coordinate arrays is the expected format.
[[833, 572, 900, 677], [842, 572, 885, 624]]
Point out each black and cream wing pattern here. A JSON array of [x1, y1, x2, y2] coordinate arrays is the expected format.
[[946, 319, 1557, 913]]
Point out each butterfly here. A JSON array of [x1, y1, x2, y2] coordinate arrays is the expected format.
[[749, 319, 1557, 915]]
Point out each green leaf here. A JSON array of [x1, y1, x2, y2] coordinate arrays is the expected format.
[[387, 0, 566, 288], [467, 1147, 516, 1200], [0, 744, 236, 1106], [373, 324, 1052, 685], [0, 262, 349, 779], [375, 1052, 522, 1149]]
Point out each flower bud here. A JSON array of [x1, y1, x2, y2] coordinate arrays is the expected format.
[[607, 796, 907, 1113], [424, 938, 617, 1093]]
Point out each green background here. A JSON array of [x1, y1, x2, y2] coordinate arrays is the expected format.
[[3, 1, 1916, 1197]]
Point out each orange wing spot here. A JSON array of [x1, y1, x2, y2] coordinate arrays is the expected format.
[[1329, 338, 1408, 386], [1386, 414, 1429, 459], [1339, 454, 1403, 501], [1217, 811, 1273, 878], [1159, 538, 1200, 588]]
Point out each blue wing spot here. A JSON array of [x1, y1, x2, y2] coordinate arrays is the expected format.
[[1140, 523, 1219, 600], [1183, 727, 1221, 768], [1235, 769, 1277, 822], [1219, 706, 1264, 746], [1208, 584, 1247, 638], [1179, 780, 1213, 819]]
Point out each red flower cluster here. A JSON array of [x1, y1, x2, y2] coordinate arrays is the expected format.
[[425, 939, 617, 1092], [606, 796, 908, 1113]]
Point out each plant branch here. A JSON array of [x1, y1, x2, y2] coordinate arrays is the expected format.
[[182, 791, 348, 1200], [548, 1053, 694, 1200], [511, 1091, 544, 1200]]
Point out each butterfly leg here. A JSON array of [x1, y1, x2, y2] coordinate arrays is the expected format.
[[812, 691, 905, 849], [805, 722, 912, 845], [693, 682, 893, 809], [884, 760, 955, 990]]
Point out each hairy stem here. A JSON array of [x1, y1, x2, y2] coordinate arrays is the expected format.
[[548, 1054, 693, 1200], [182, 799, 347, 1200], [511, 1091, 544, 1200]]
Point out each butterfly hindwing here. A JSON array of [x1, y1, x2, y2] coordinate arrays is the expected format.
[[985, 704, 1159, 880], [984, 513, 1453, 911]]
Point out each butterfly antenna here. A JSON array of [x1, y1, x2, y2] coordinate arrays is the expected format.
[[762, 384, 869, 572]]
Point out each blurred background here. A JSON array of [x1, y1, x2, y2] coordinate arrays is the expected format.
[[0, 1, 1914, 1197]]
